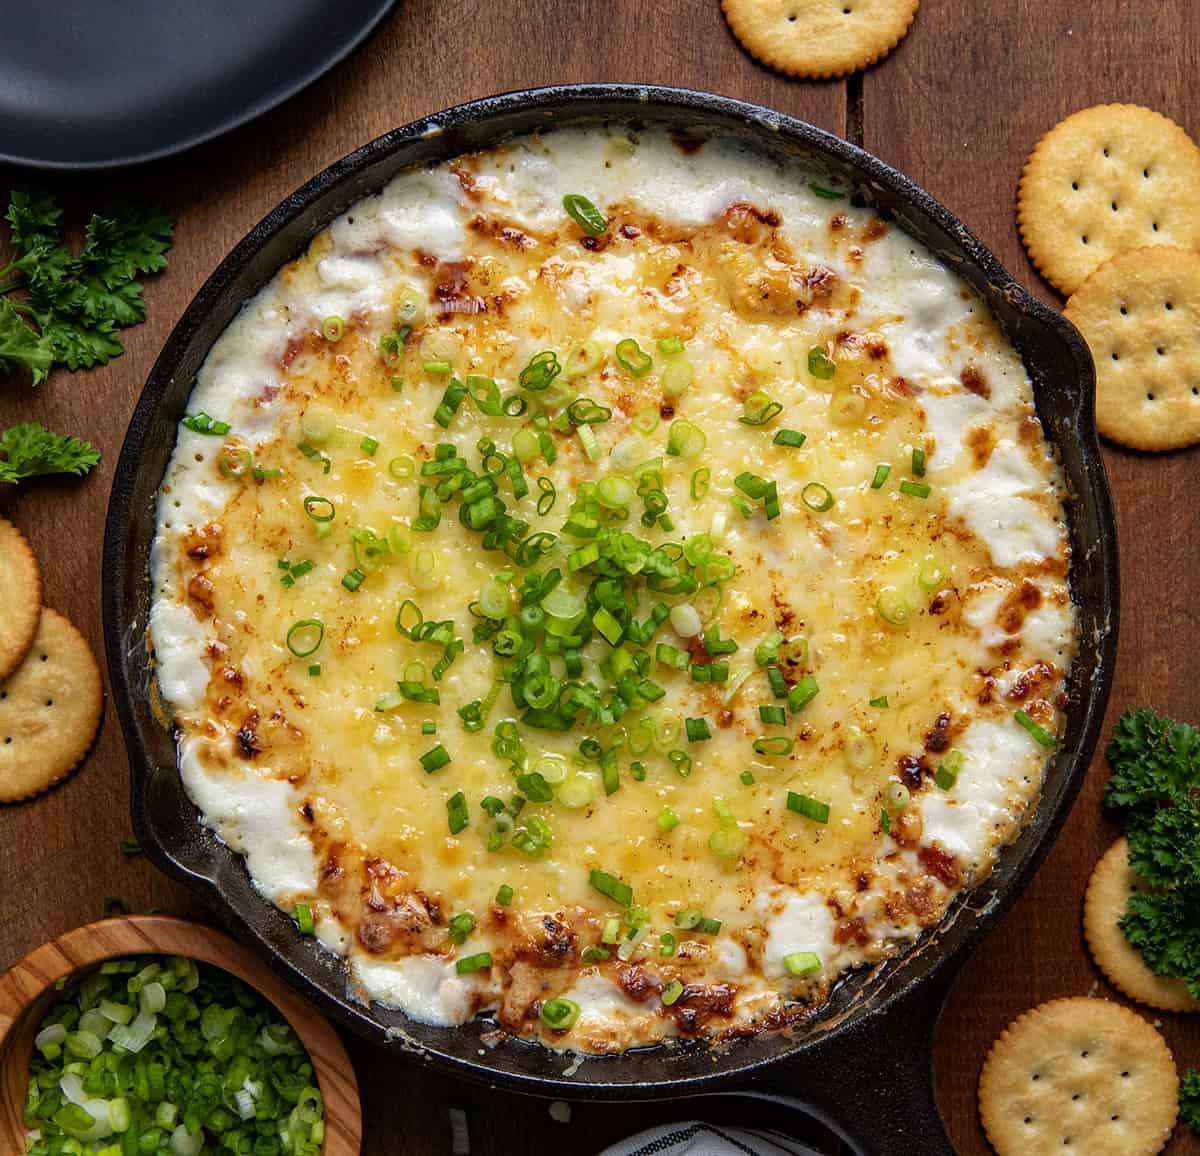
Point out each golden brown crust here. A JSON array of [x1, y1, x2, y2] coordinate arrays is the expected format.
[[1083, 837, 1200, 1013], [1018, 104, 1200, 296], [721, 0, 919, 80], [0, 608, 103, 803], [1063, 245, 1200, 451], [978, 997, 1179, 1156], [0, 516, 42, 682]]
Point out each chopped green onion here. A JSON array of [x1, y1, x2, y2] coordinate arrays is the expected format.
[[759, 704, 787, 726], [341, 567, 366, 592], [753, 735, 794, 757], [911, 447, 927, 476], [661, 979, 684, 1005], [218, 445, 253, 478], [496, 884, 514, 906], [801, 481, 835, 512], [660, 357, 694, 397], [448, 912, 475, 944], [456, 952, 493, 974], [423, 359, 452, 375], [434, 378, 468, 427], [899, 480, 931, 499], [359, 435, 379, 457], [563, 193, 608, 235], [807, 347, 836, 380], [446, 790, 469, 833], [667, 419, 706, 459], [421, 744, 451, 773], [303, 494, 335, 522], [810, 182, 842, 199], [615, 338, 652, 377], [520, 350, 561, 391], [309, 663, 321, 676], [870, 695, 890, 708], [918, 555, 946, 591], [388, 454, 416, 479], [884, 781, 911, 812], [321, 315, 345, 342], [657, 336, 685, 355], [934, 749, 965, 791], [783, 951, 822, 976], [657, 807, 680, 832], [690, 466, 711, 500], [180, 411, 230, 436], [581, 945, 611, 963], [685, 717, 712, 742], [738, 391, 783, 426], [577, 422, 602, 461], [876, 589, 911, 626], [563, 338, 604, 378], [295, 903, 315, 934], [589, 868, 633, 907], [539, 998, 581, 1030], [773, 428, 806, 448], [286, 618, 324, 658], [380, 330, 406, 365], [788, 676, 819, 713], [1015, 710, 1059, 747], [787, 791, 830, 823], [870, 463, 891, 489], [739, 770, 755, 785]]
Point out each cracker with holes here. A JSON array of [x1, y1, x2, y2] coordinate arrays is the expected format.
[[0, 608, 102, 803], [1084, 837, 1200, 1013], [1064, 245, 1200, 451], [1018, 104, 1200, 296], [0, 516, 42, 683], [978, 997, 1179, 1156], [721, 0, 919, 79]]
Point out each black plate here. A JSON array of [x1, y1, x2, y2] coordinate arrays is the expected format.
[[104, 86, 1118, 1155], [0, 1, 394, 170]]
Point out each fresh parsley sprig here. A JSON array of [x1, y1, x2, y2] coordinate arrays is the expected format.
[[0, 422, 100, 485], [1103, 708, 1200, 999], [1181, 1068, 1199, 1136], [0, 190, 173, 384]]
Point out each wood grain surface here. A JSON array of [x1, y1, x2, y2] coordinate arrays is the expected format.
[[0, 917, 361, 1154], [0, 2, 1196, 1153]]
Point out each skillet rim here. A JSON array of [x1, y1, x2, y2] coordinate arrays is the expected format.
[[102, 82, 1118, 1098]]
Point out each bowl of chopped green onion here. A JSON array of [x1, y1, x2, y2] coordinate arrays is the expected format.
[[0, 915, 360, 1155]]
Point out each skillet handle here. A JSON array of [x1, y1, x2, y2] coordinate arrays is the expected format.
[[723, 978, 957, 1155]]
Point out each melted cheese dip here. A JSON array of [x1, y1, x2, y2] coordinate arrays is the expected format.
[[150, 127, 1075, 1052]]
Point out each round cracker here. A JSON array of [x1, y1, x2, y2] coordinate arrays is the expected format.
[[978, 997, 1179, 1156], [721, 0, 919, 80], [1084, 837, 1200, 1013], [0, 608, 103, 803], [1018, 104, 1200, 296], [1063, 245, 1200, 451], [0, 516, 42, 682]]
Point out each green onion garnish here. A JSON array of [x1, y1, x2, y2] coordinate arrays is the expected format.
[[446, 791, 469, 834], [321, 315, 345, 342], [801, 481, 835, 512], [589, 868, 633, 907], [422, 720, 437, 735], [934, 749, 964, 791], [421, 744, 451, 773], [495, 884, 513, 906], [759, 704, 787, 726], [911, 447, 927, 476], [870, 463, 891, 489], [295, 903, 315, 934], [308, 663, 321, 676], [667, 419, 706, 458], [869, 695, 889, 708], [876, 589, 911, 626], [455, 952, 493, 974], [423, 359, 452, 375], [739, 770, 755, 785], [434, 378, 468, 427], [341, 568, 365, 592], [520, 350, 561, 391], [1015, 709, 1059, 747], [690, 466, 711, 500], [807, 347, 836, 380], [810, 182, 842, 199], [783, 950, 822, 976], [773, 428, 806, 448], [661, 980, 684, 1005], [303, 494, 335, 522], [615, 338, 652, 377], [180, 411, 231, 436], [657, 807, 680, 832], [539, 998, 581, 1030], [657, 336, 684, 355], [359, 435, 379, 457], [753, 735, 794, 757], [685, 717, 712, 742], [787, 791, 830, 824], [536, 476, 557, 516], [788, 676, 819, 713], [562, 193, 608, 236], [899, 480, 931, 499], [738, 391, 783, 427], [285, 618, 324, 658], [448, 912, 475, 944]]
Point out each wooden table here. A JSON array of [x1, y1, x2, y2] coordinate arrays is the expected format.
[[2, 2, 1197, 1152]]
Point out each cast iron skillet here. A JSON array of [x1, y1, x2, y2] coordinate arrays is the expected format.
[[103, 85, 1118, 1154]]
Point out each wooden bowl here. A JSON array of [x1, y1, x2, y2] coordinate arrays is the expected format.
[[0, 916, 361, 1153]]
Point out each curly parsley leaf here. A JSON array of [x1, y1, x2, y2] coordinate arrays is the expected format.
[[1182, 1068, 1200, 1135], [0, 422, 100, 484], [1104, 708, 1200, 998], [0, 190, 173, 383]]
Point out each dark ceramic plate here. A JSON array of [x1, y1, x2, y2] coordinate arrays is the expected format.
[[105, 86, 1118, 1155], [0, 0, 394, 170]]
